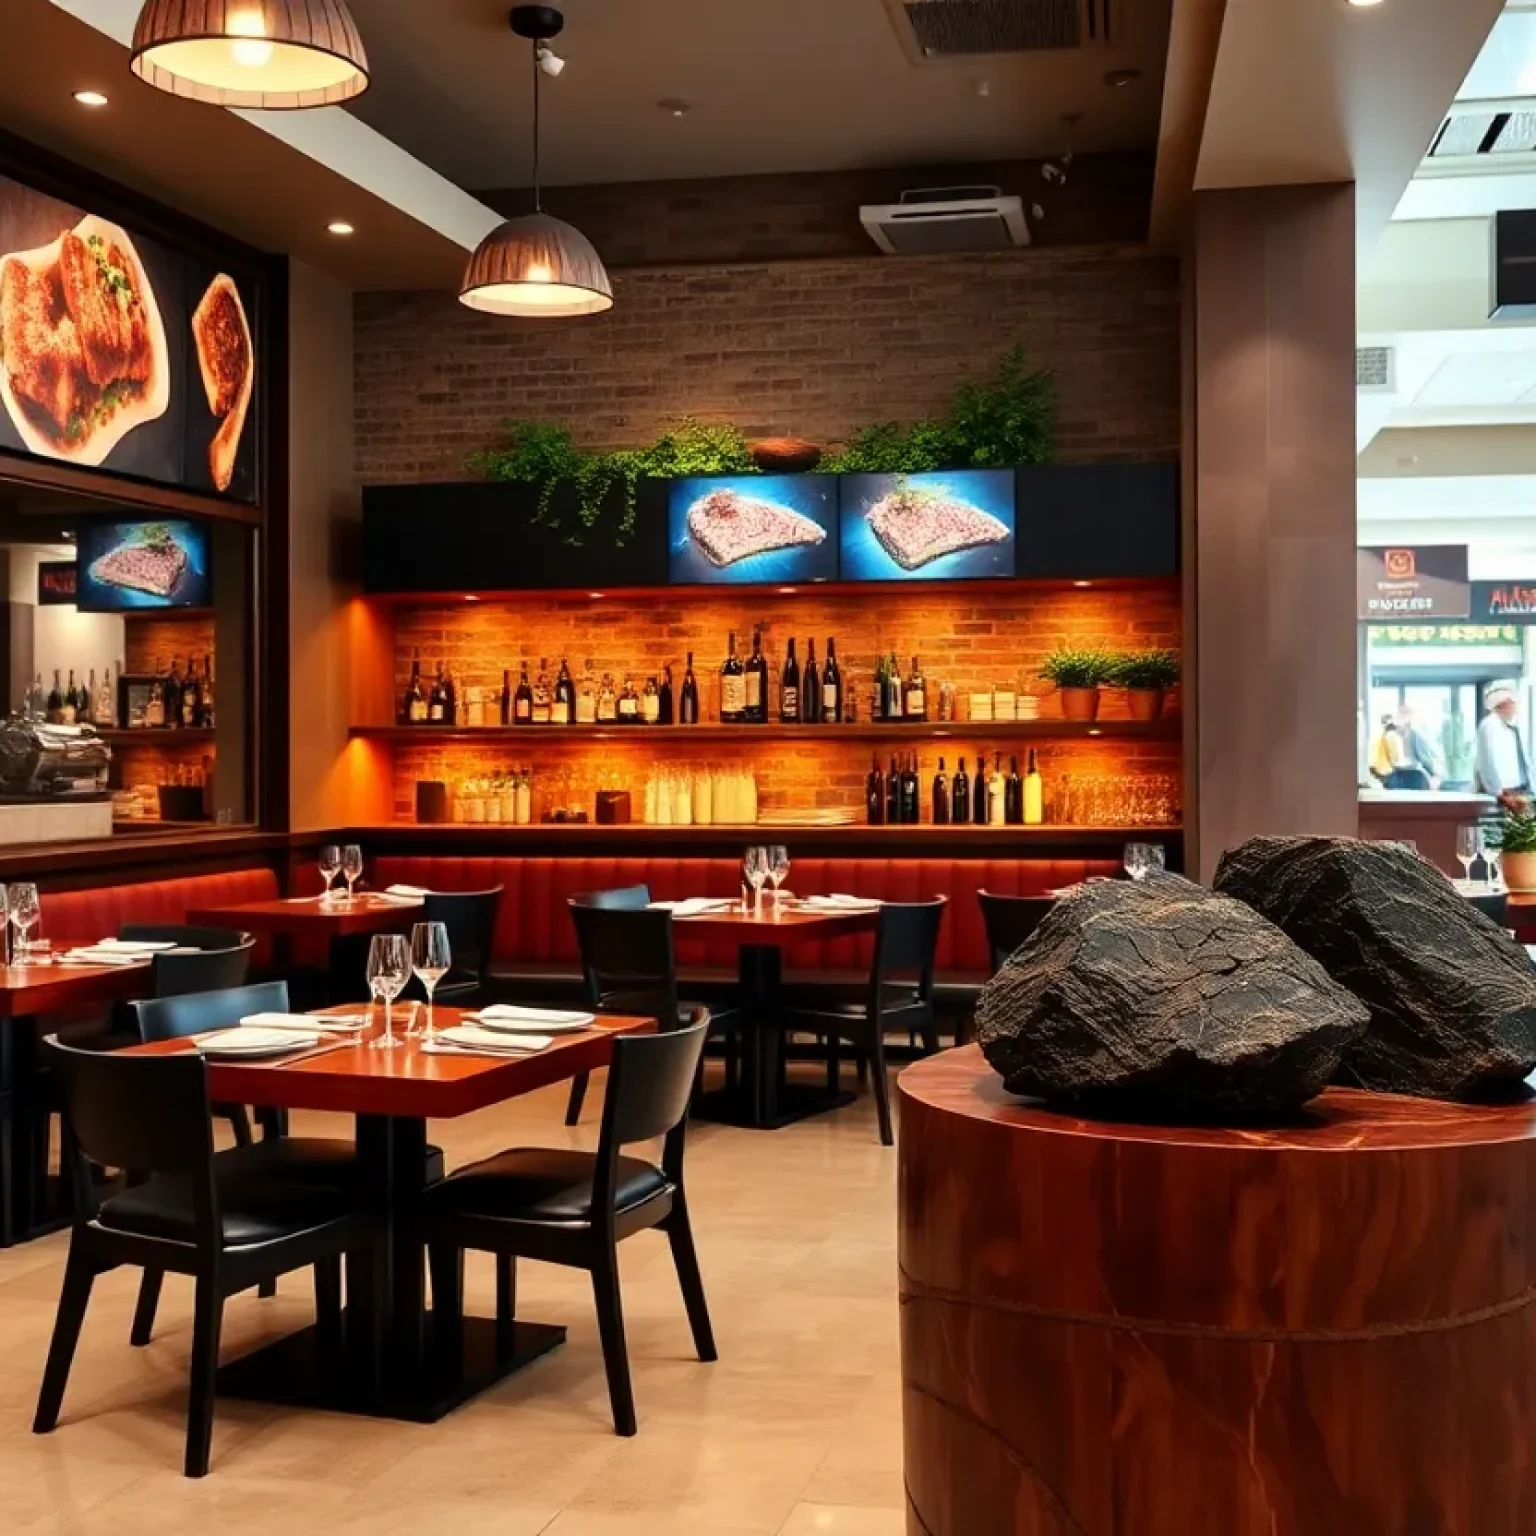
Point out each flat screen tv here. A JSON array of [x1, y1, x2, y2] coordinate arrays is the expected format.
[[668, 474, 838, 585], [74, 517, 210, 610], [839, 469, 1016, 581]]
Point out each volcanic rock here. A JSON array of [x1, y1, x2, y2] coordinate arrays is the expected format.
[[975, 875, 1370, 1117], [1214, 835, 1536, 1099]]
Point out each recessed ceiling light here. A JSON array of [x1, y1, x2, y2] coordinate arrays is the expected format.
[[588, 591, 605, 599], [464, 594, 480, 602], [1073, 580, 1093, 588], [658, 98, 691, 118], [73, 90, 109, 107], [1346, 0, 1385, 7], [1102, 69, 1141, 89], [327, 220, 355, 236]]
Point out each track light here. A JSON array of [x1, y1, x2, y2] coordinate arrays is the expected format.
[[536, 42, 565, 76]]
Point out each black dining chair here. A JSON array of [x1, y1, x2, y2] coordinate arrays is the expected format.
[[417, 887, 504, 1007], [34, 1036, 382, 1477], [776, 898, 947, 1146], [977, 891, 1056, 973], [424, 1014, 716, 1438], [149, 938, 257, 1000], [563, 890, 744, 1126], [120, 924, 251, 951]]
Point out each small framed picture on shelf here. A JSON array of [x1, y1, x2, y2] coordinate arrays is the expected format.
[[117, 674, 161, 730]]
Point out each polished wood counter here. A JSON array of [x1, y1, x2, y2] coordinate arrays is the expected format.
[[898, 1046, 1536, 1536]]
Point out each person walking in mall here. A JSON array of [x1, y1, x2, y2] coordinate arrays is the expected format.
[[1475, 683, 1532, 809], [1393, 703, 1439, 790]]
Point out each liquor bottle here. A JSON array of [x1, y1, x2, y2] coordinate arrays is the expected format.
[[901, 752, 920, 825], [201, 656, 215, 730], [403, 650, 427, 724], [424, 664, 445, 723], [167, 657, 186, 727], [577, 661, 598, 725], [1024, 748, 1044, 826], [720, 631, 746, 723], [1005, 754, 1024, 825], [872, 653, 887, 722], [443, 665, 459, 726], [952, 757, 971, 824], [79, 670, 93, 724], [181, 662, 200, 728], [532, 659, 552, 724], [46, 670, 63, 724], [147, 680, 165, 729], [780, 638, 800, 723], [28, 673, 42, 720], [97, 666, 114, 726], [886, 752, 901, 824], [62, 670, 79, 725], [553, 658, 574, 726], [659, 664, 674, 725], [822, 637, 843, 723], [989, 751, 1006, 826], [905, 656, 927, 723], [597, 672, 617, 723], [974, 746, 988, 823], [745, 627, 769, 722], [886, 648, 904, 721], [499, 669, 513, 726], [512, 662, 532, 723], [680, 652, 700, 724], [803, 639, 822, 725], [866, 755, 885, 825], [642, 676, 661, 724], [618, 674, 641, 723], [933, 756, 950, 825]]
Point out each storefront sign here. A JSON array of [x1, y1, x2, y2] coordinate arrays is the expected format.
[[36, 560, 76, 606], [1357, 546, 1470, 619], [1367, 623, 1518, 647], [1473, 580, 1536, 622]]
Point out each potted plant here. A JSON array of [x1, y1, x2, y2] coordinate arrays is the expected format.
[[1039, 648, 1114, 722], [1486, 803, 1536, 892], [1110, 648, 1181, 722]]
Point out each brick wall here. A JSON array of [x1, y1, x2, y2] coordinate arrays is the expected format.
[[383, 584, 1182, 821], [354, 244, 1179, 482], [116, 613, 217, 810]]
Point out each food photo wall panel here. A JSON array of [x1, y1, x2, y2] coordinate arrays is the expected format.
[[839, 469, 1017, 582], [668, 474, 838, 586]]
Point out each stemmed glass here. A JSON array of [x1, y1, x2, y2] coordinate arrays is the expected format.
[[767, 846, 790, 907], [1123, 844, 1166, 881], [366, 933, 410, 1050], [8, 883, 40, 965], [1486, 836, 1505, 891], [743, 846, 769, 914], [410, 921, 452, 1040], [1456, 825, 1484, 886], [318, 843, 342, 902], [341, 844, 364, 904]]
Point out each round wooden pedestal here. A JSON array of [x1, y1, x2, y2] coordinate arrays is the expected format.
[[898, 1046, 1536, 1536]]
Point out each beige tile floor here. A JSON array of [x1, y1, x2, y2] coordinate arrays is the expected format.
[[0, 1067, 905, 1535]]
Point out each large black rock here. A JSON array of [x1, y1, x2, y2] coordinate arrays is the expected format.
[[975, 875, 1370, 1117], [1214, 835, 1536, 1099]]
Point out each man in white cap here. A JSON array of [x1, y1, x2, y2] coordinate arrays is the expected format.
[[1475, 683, 1531, 807]]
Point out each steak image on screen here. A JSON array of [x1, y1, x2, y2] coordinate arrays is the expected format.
[[687, 487, 827, 567], [866, 486, 1011, 571], [89, 523, 188, 599]]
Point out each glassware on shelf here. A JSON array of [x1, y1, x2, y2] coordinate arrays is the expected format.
[[410, 921, 452, 1040], [366, 933, 411, 1050]]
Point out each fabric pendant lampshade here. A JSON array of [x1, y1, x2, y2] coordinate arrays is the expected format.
[[130, 0, 370, 110], [459, 213, 614, 318]]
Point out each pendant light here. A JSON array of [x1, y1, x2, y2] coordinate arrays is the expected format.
[[130, 0, 369, 110], [459, 6, 613, 319]]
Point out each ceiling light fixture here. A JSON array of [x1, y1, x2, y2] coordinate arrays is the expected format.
[[536, 41, 566, 77], [129, 0, 370, 110], [73, 89, 109, 107], [1346, 0, 1385, 7], [327, 220, 355, 236], [658, 97, 691, 118], [459, 6, 613, 320]]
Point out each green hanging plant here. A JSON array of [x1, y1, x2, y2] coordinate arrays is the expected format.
[[945, 344, 1056, 468], [820, 420, 955, 475]]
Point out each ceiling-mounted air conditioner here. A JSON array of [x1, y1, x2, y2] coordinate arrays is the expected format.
[[860, 185, 1030, 255]]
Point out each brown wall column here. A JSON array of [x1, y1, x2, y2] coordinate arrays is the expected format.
[[1185, 182, 1359, 878]]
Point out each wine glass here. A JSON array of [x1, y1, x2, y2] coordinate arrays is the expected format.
[[410, 921, 452, 1039], [341, 844, 364, 903], [767, 845, 790, 906], [1486, 836, 1504, 891], [8, 883, 40, 965], [366, 933, 410, 1050], [318, 843, 342, 902], [1456, 825, 1483, 887], [0, 884, 7, 966], [742, 846, 769, 914], [1123, 844, 1148, 881]]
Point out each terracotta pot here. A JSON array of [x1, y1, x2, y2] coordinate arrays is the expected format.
[[1059, 686, 1101, 722], [1127, 687, 1166, 722], [1501, 850, 1536, 893]]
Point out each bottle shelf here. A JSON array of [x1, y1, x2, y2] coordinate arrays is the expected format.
[[350, 718, 1179, 745], [99, 729, 217, 744]]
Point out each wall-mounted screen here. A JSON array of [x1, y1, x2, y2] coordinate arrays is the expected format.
[[75, 517, 210, 610], [668, 475, 838, 585], [839, 469, 1016, 581]]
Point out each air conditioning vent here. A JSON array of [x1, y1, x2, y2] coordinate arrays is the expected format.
[[861, 186, 1031, 255], [1356, 346, 1395, 392], [884, 0, 1119, 62]]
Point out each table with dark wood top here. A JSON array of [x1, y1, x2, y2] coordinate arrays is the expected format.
[[185, 891, 424, 938], [1, 959, 155, 1246], [1507, 892, 1536, 941], [674, 900, 881, 1131], [126, 1005, 652, 1423]]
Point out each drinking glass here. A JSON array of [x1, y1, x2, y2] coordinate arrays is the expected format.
[[410, 921, 452, 1039], [767, 845, 790, 905], [0, 884, 7, 965], [8, 883, 40, 965], [743, 846, 769, 913], [318, 843, 342, 902], [1456, 826, 1483, 886], [1124, 844, 1163, 881], [341, 844, 364, 903], [1486, 839, 1504, 891], [366, 933, 410, 1050]]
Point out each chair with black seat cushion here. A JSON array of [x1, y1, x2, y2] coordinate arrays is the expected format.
[[148, 938, 256, 1001], [563, 889, 744, 1126], [976, 891, 1057, 975], [417, 887, 504, 1007], [424, 1013, 715, 1438], [776, 898, 947, 1146], [33, 1036, 382, 1477]]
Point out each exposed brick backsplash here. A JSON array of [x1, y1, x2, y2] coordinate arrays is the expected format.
[[123, 615, 215, 676]]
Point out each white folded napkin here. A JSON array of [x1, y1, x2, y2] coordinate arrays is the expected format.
[[472, 1005, 594, 1026], [434, 1024, 552, 1053], [240, 1012, 368, 1034], [60, 948, 146, 967], [94, 939, 177, 954], [385, 884, 430, 899], [652, 897, 732, 916], [801, 894, 881, 910]]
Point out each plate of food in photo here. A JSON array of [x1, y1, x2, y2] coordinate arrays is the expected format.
[[192, 272, 252, 492], [0, 214, 170, 466]]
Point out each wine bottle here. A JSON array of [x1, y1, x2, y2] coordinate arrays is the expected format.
[[933, 756, 950, 825], [147, 679, 165, 729], [721, 632, 746, 723], [577, 660, 598, 724], [428, 664, 448, 723], [443, 665, 459, 726], [1024, 748, 1044, 826], [642, 676, 661, 724], [97, 665, 115, 726], [499, 669, 513, 726], [901, 752, 920, 825], [618, 674, 641, 723], [866, 755, 885, 825], [745, 627, 769, 723], [952, 757, 971, 825], [181, 663, 200, 728], [905, 656, 927, 723], [46, 669, 63, 724], [512, 662, 533, 723], [201, 655, 215, 730], [780, 638, 800, 723], [1005, 754, 1024, 825], [822, 637, 843, 723], [974, 747, 988, 823], [62, 670, 79, 725], [872, 653, 887, 722], [659, 664, 675, 725], [401, 650, 426, 723], [681, 651, 700, 724], [532, 659, 552, 724], [167, 657, 186, 727], [886, 648, 904, 721], [597, 672, 617, 723], [553, 658, 574, 725], [803, 639, 822, 725], [988, 751, 1006, 827], [886, 752, 901, 824]]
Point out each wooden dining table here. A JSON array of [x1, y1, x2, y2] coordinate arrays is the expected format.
[[185, 891, 425, 938], [124, 1005, 652, 1423], [673, 900, 882, 1131]]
